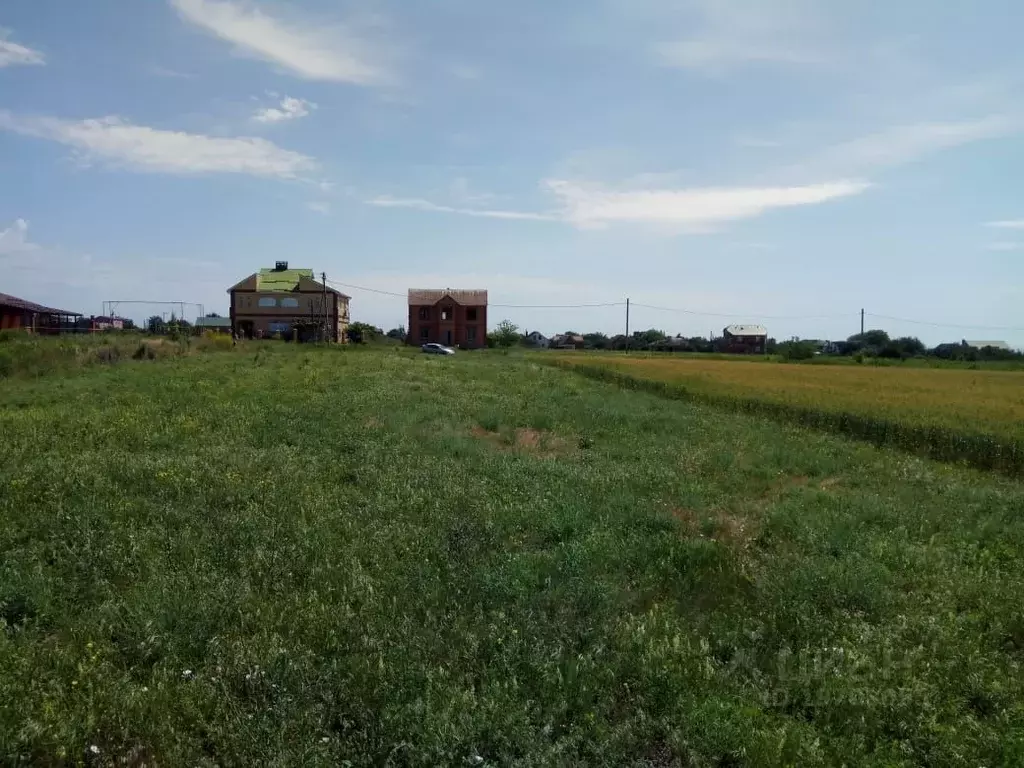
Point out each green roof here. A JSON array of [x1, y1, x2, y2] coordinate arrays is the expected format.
[[195, 316, 232, 328], [256, 267, 314, 292]]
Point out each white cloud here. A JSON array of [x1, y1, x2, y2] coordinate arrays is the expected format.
[[0, 111, 317, 179], [307, 201, 331, 214], [366, 197, 558, 222], [169, 0, 392, 84], [253, 96, 316, 123], [544, 178, 869, 230], [986, 219, 1024, 230], [799, 117, 1018, 177], [151, 66, 193, 79], [0, 219, 37, 255], [0, 28, 45, 68], [987, 242, 1023, 251], [653, 0, 827, 72], [367, 178, 867, 231]]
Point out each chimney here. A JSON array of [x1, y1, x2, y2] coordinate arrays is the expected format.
[[275, 261, 288, 271]]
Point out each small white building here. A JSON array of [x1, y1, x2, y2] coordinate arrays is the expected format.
[[525, 330, 550, 348]]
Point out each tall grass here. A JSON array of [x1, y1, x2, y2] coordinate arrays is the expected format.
[[0, 332, 235, 379], [549, 359, 1024, 476]]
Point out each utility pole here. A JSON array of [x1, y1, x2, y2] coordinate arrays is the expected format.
[[625, 297, 630, 351], [860, 308, 865, 336], [322, 272, 329, 342]]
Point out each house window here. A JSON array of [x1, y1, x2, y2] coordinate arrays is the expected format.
[[420, 327, 429, 340], [419, 307, 430, 321], [466, 326, 477, 343], [258, 297, 277, 307], [281, 297, 299, 308], [467, 308, 478, 322], [441, 307, 452, 321]]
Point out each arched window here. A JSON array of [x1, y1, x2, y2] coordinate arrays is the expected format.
[[258, 297, 277, 307], [281, 297, 299, 308]]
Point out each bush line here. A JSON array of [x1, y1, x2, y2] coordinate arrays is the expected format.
[[548, 360, 1023, 477]]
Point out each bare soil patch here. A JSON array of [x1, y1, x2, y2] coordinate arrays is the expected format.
[[470, 426, 573, 458]]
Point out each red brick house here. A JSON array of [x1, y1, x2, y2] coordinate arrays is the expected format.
[[719, 324, 767, 354], [407, 289, 488, 349]]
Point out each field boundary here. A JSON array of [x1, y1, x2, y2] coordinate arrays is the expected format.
[[546, 360, 1023, 477]]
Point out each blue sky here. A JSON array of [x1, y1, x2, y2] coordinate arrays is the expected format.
[[1, 0, 1022, 345]]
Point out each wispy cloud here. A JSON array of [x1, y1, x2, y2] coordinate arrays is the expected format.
[[986, 241, 1023, 251], [791, 116, 1020, 179], [986, 219, 1024, 230], [169, 0, 393, 85], [0, 27, 45, 67], [366, 197, 558, 222], [0, 111, 316, 179], [367, 178, 868, 231], [306, 201, 331, 215], [253, 95, 315, 124], [151, 66, 193, 79], [653, 0, 827, 72], [545, 178, 869, 230]]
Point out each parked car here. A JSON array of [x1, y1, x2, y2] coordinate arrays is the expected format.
[[421, 342, 455, 355]]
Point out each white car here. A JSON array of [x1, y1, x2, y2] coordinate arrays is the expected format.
[[421, 342, 456, 355]]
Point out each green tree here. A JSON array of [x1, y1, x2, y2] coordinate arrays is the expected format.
[[491, 319, 520, 348], [386, 326, 406, 341], [146, 315, 166, 335], [583, 332, 609, 349], [848, 329, 890, 348]]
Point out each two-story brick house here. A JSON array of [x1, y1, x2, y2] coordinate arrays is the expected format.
[[407, 289, 488, 349], [228, 262, 350, 341], [719, 324, 767, 354]]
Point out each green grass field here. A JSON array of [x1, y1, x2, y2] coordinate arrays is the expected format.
[[2, 345, 1024, 765]]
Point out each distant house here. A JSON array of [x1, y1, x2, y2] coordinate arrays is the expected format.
[[964, 339, 1011, 351], [407, 289, 488, 349], [195, 315, 232, 334], [0, 292, 82, 334], [551, 333, 585, 350], [720, 324, 767, 354], [89, 316, 124, 331], [651, 335, 692, 352], [228, 262, 350, 342], [524, 330, 550, 348]]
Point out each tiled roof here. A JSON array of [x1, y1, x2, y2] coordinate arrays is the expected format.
[[256, 267, 314, 292], [724, 324, 767, 336], [408, 288, 488, 306], [0, 292, 81, 316]]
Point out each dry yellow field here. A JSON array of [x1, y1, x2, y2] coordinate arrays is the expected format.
[[552, 355, 1024, 442]]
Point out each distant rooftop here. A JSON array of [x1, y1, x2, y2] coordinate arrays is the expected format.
[[724, 324, 767, 336], [964, 340, 1010, 350], [256, 265, 314, 293], [195, 316, 231, 328], [0, 291, 81, 316], [408, 288, 488, 306]]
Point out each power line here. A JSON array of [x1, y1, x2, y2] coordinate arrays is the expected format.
[[325, 280, 623, 309], [630, 302, 856, 321], [323, 280, 1018, 332], [867, 314, 1024, 332]]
